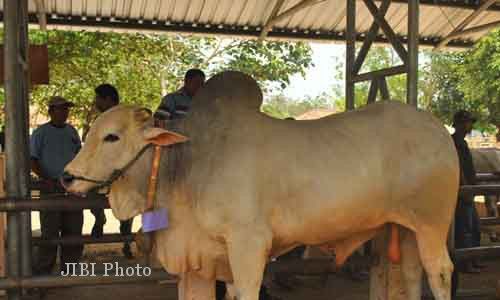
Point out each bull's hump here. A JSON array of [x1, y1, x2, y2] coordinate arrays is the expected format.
[[197, 71, 263, 112]]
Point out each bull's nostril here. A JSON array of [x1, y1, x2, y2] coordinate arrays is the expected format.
[[61, 172, 75, 186]]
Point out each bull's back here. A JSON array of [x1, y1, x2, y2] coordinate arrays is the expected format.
[[256, 102, 458, 244]]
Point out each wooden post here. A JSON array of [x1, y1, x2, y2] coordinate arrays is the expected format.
[[0, 154, 5, 296], [379, 77, 390, 101], [367, 79, 379, 104], [369, 225, 407, 300], [178, 272, 215, 300], [407, 0, 419, 107], [496, 279, 500, 299], [4, 2, 31, 300], [345, 0, 356, 111]]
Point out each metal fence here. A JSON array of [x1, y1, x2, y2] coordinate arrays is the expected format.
[[0, 179, 498, 292]]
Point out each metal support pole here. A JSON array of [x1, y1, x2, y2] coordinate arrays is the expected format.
[[4, 0, 31, 299], [460, 184, 500, 196], [0, 196, 109, 211], [32, 233, 136, 246], [454, 246, 500, 261], [407, 0, 419, 107], [18, 0, 32, 280], [346, 0, 356, 111]]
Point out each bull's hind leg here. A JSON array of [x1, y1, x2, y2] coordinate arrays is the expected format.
[[400, 229, 423, 300], [415, 229, 453, 300]]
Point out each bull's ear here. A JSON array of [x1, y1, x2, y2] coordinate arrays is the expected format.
[[143, 127, 188, 146], [134, 108, 153, 124]]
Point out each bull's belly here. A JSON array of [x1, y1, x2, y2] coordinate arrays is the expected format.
[[270, 202, 387, 253]]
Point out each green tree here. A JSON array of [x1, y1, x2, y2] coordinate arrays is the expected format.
[[22, 30, 313, 132], [262, 92, 335, 119], [459, 31, 500, 132], [332, 46, 407, 110], [420, 30, 500, 133], [420, 52, 468, 126]]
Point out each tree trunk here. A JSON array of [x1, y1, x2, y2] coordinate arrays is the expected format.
[[160, 71, 168, 97], [496, 124, 500, 143], [81, 110, 94, 142]]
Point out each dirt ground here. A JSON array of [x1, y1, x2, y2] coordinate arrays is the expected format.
[[6, 236, 497, 300]]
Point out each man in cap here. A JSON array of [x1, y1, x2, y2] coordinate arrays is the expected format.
[[30, 96, 83, 275], [451, 110, 483, 274]]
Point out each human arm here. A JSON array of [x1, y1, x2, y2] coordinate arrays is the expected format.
[[155, 94, 179, 121], [30, 128, 56, 190]]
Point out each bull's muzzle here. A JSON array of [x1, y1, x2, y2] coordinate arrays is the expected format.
[[60, 171, 75, 189]]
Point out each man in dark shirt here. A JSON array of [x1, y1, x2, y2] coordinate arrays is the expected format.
[[92, 84, 134, 259], [155, 69, 205, 121], [451, 110, 482, 273]]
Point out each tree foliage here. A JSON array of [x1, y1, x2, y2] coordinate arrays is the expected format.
[[18, 30, 313, 130], [420, 52, 467, 126], [459, 31, 500, 130], [421, 29, 500, 132], [262, 46, 411, 119], [261, 92, 335, 119], [332, 46, 408, 110]]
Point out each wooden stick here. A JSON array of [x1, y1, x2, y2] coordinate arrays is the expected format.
[[146, 145, 162, 211]]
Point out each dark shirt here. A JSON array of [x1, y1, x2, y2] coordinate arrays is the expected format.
[[0, 130, 4, 151], [452, 133, 476, 185], [156, 87, 192, 120]]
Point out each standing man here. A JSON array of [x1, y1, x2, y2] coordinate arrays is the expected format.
[[93, 83, 135, 259], [31, 96, 83, 274], [155, 69, 206, 121], [451, 110, 483, 273]]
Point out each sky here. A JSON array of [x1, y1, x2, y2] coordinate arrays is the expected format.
[[282, 42, 345, 100], [282, 42, 430, 101]]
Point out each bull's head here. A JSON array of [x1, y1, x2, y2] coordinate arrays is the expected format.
[[62, 105, 187, 219]]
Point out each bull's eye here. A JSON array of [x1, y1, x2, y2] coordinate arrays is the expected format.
[[104, 134, 120, 143]]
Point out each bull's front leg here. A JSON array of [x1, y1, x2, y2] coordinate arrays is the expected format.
[[178, 272, 215, 300], [226, 228, 272, 300]]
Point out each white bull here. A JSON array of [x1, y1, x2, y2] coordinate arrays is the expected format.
[[64, 71, 459, 300], [471, 148, 500, 241]]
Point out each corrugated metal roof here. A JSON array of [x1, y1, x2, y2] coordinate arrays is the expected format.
[[3, 0, 500, 47]]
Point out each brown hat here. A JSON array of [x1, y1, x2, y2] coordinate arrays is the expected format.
[[453, 110, 476, 126], [48, 96, 74, 108]]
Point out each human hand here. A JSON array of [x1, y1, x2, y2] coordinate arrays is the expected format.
[[42, 178, 56, 192]]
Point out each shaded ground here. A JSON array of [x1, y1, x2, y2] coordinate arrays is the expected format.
[[4, 239, 497, 300]]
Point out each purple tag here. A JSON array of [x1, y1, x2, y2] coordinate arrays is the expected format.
[[142, 207, 169, 232]]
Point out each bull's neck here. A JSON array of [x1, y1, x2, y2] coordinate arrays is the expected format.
[[120, 145, 183, 209]]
